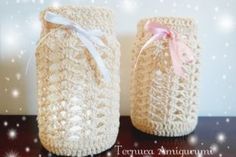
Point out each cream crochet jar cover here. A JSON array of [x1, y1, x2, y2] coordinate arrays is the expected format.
[[130, 17, 200, 137], [36, 6, 120, 156]]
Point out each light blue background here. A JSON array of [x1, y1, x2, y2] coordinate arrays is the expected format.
[[0, 0, 236, 116]]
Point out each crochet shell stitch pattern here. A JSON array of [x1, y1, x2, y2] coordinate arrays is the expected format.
[[36, 6, 120, 156], [130, 17, 200, 137]]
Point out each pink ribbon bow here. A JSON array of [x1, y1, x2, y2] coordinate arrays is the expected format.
[[134, 21, 194, 78]]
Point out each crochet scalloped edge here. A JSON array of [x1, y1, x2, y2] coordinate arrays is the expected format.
[[138, 16, 196, 28], [131, 116, 198, 137], [39, 133, 118, 156], [39, 5, 115, 34]]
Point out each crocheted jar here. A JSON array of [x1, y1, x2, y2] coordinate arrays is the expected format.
[[36, 6, 120, 156], [130, 17, 200, 137]]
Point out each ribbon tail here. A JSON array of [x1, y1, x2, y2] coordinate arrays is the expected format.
[[25, 52, 34, 75], [88, 29, 104, 37], [74, 34, 111, 82], [44, 11, 76, 27], [176, 40, 195, 63], [89, 35, 106, 48], [74, 27, 106, 48], [44, 11, 111, 82], [169, 40, 184, 77]]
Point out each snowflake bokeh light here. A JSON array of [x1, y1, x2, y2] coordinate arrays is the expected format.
[[188, 135, 198, 146], [11, 89, 19, 98], [214, 7, 219, 12], [28, 15, 42, 34], [25, 146, 30, 152], [3, 121, 8, 127], [34, 138, 38, 143], [225, 118, 230, 123], [51, 1, 61, 9], [133, 141, 139, 147], [196, 153, 203, 157], [106, 151, 112, 156], [120, 0, 138, 13], [222, 74, 227, 80], [1, 28, 21, 55], [5, 32, 17, 46], [216, 132, 226, 144], [7, 129, 17, 140], [16, 73, 21, 80], [4, 150, 19, 157], [210, 143, 219, 154], [22, 116, 27, 121], [217, 14, 235, 33]]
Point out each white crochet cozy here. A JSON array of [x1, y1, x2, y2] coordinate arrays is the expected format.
[[130, 17, 200, 137], [36, 6, 120, 156]]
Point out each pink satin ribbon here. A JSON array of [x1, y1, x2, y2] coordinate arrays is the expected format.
[[134, 21, 194, 78]]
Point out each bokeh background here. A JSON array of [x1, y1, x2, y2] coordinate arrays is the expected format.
[[0, 0, 236, 116]]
